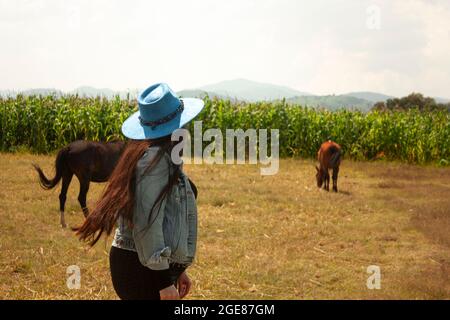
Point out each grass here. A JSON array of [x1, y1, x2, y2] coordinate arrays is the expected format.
[[0, 152, 449, 299]]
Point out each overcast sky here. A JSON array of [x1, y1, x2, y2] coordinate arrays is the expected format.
[[1, 0, 449, 97]]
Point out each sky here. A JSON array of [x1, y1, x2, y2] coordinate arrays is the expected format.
[[1, 0, 449, 97]]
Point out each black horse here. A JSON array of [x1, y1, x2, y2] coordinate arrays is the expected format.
[[33, 140, 126, 228]]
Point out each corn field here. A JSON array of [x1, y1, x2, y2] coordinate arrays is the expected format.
[[1, 95, 449, 164]]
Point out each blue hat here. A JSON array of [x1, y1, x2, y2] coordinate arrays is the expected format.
[[121, 83, 204, 139]]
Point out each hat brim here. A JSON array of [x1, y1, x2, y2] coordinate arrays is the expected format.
[[121, 98, 205, 140]]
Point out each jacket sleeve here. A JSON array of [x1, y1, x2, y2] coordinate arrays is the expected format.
[[132, 150, 172, 271]]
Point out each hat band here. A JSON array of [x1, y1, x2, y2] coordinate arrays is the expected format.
[[139, 100, 184, 129]]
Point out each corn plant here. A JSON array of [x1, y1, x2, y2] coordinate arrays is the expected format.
[[0, 94, 449, 165]]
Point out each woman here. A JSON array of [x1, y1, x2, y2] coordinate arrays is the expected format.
[[74, 83, 204, 300]]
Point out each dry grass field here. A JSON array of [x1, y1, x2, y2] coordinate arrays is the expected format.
[[0, 152, 449, 299]]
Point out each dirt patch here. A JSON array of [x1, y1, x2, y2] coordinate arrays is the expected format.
[[376, 181, 405, 189], [367, 163, 450, 181], [400, 258, 450, 299], [412, 204, 450, 248]]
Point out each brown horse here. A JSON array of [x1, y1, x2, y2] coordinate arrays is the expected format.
[[315, 140, 342, 192], [33, 140, 126, 227]]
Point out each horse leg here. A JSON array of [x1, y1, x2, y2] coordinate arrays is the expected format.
[[332, 167, 339, 192], [78, 176, 90, 218], [325, 171, 330, 191], [59, 172, 73, 228]]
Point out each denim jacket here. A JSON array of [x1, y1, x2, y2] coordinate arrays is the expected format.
[[112, 146, 198, 270]]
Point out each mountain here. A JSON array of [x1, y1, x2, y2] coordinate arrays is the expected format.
[[176, 89, 227, 100], [72, 86, 117, 98], [186, 79, 390, 110], [24, 88, 64, 96], [198, 78, 310, 102], [343, 91, 394, 103], [2, 80, 447, 112], [286, 95, 373, 111], [434, 97, 450, 104], [0, 87, 138, 99], [72, 86, 139, 99], [0, 88, 63, 97], [0, 90, 17, 97]]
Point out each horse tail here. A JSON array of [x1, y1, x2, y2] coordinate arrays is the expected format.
[[329, 148, 342, 168], [33, 146, 69, 190]]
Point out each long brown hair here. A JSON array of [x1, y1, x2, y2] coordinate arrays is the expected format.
[[74, 135, 179, 246]]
